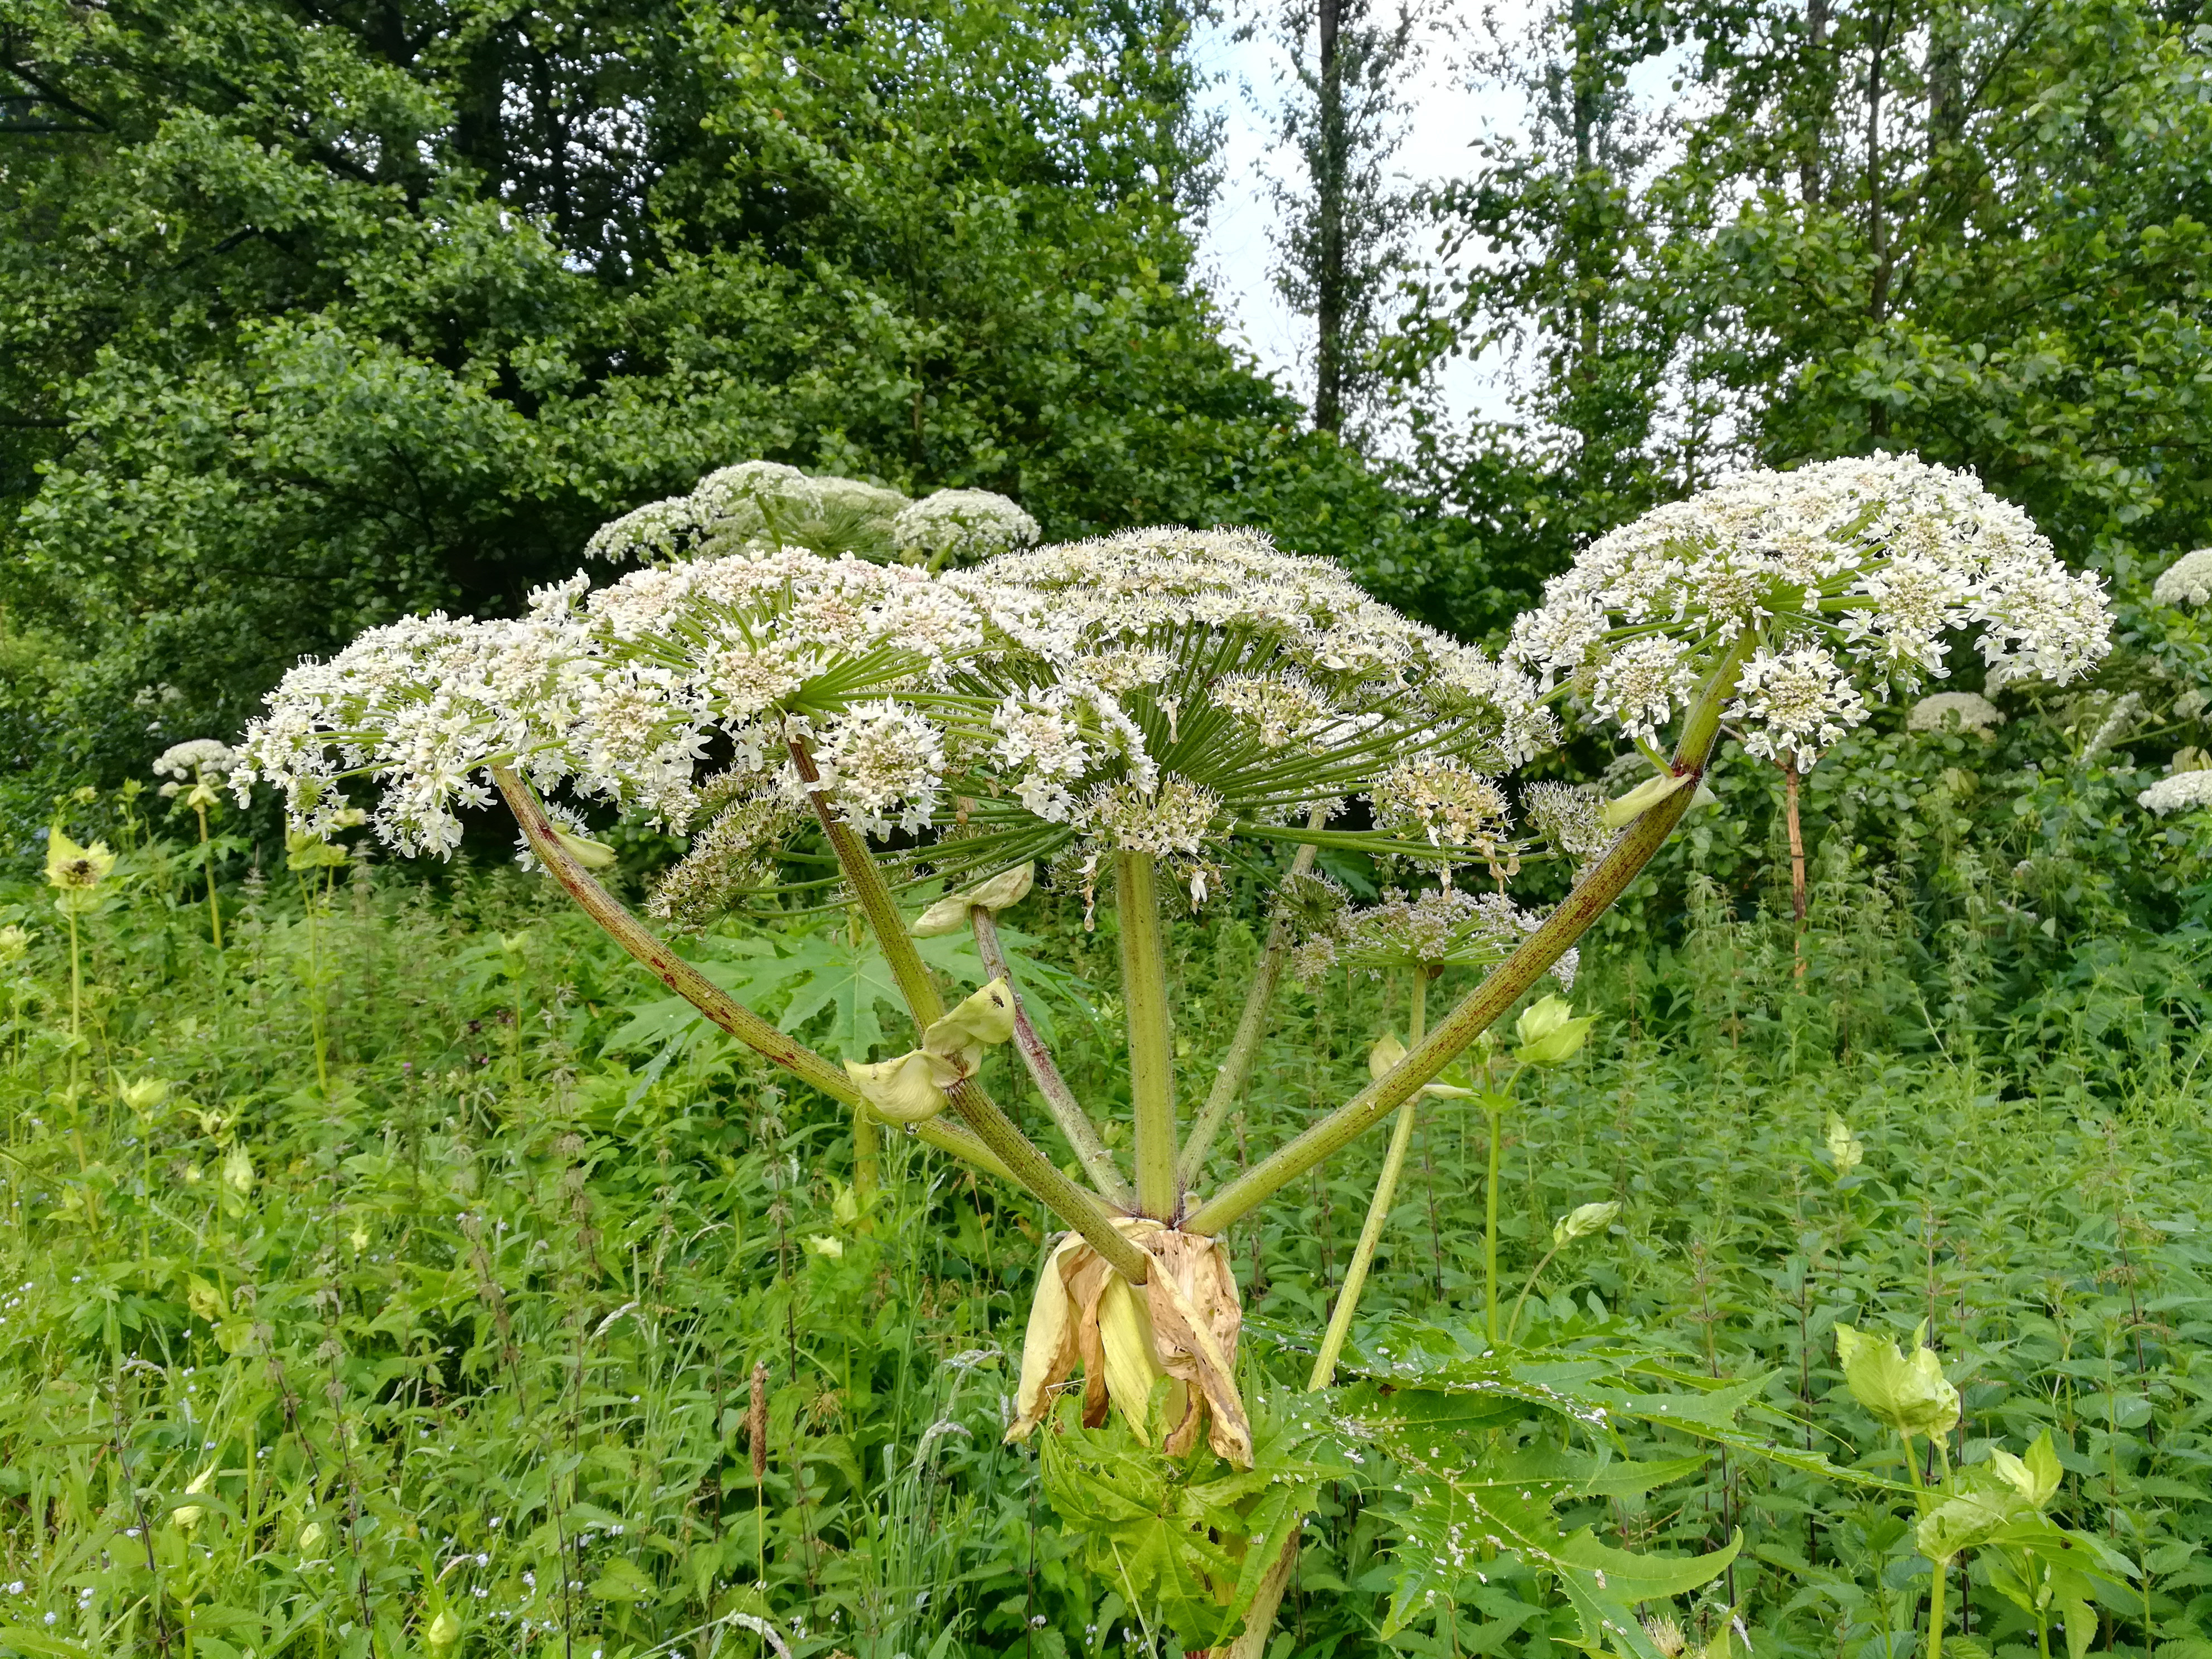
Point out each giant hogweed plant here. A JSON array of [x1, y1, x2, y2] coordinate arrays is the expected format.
[[237, 454, 2111, 1652]]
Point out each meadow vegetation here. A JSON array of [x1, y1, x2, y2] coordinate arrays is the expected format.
[[0, 783, 2206, 1659]]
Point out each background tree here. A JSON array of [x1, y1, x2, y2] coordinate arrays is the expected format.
[[0, 0, 1469, 813], [1420, 0, 2212, 580], [1259, 0, 1430, 438]]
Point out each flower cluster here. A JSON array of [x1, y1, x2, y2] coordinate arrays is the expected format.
[[1371, 760, 1511, 853], [1521, 782, 1607, 863], [2152, 548, 2212, 608], [1907, 691, 2004, 734], [236, 548, 985, 856], [1508, 454, 2110, 767], [1289, 886, 1578, 988], [2138, 770, 2212, 816], [948, 526, 1553, 884], [154, 739, 237, 783], [892, 489, 1040, 568], [583, 462, 1036, 571]]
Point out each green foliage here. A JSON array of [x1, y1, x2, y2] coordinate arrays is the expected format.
[[0, 0, 1493, 808], [1039, 1386, 1336, 1650], [3, 780, 2212, 1655]]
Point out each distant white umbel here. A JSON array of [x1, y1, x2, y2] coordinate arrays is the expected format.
[[2152, 547, 2212, 608], [1907, 691, 2004, 733], [2138, 770, 2212, 815], [1507, 453, 2109, 769]]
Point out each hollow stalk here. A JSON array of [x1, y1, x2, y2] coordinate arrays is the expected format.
[[1116, 853, 1180, 1219], [1308, 968, 1428, 1390], [1185, 630, 1754, 1238]]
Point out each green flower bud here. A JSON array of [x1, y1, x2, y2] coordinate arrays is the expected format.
[[1833, 1320, 1959, 1439], [1552, 1200, 1621, 1247], [428, 1608, 463, 1653], [1514, 995, 1594, 1066], [552, 828, 619, 870], [1600, 769, 1695, 828], [911, 864, 1036, 937]]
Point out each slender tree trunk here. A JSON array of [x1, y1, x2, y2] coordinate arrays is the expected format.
[[1866, 0, 1894, 436], [1312, 0, 1348, 433], [1800, 0, 1830, 202]]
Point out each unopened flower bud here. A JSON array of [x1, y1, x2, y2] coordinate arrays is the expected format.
[[552, 828, 619, 870], [1833, 1321, 1959, 1438], [1514, 995, 1593, 1066], [911, 863, 1035, 936], [1553, 1200, 1621, 1247]]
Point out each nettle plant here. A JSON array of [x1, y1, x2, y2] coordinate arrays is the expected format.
[[240, 454, 2109, 1652]]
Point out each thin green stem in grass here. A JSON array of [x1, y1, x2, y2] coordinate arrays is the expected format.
[[971, 906, 1134, 1211], [195, 802, 224, 949], [1485, 1100, 1505, 1346], [1308, 970, 1427, 1390], [1506, 1228, 1565, 1345], [1117, 853, 1180, 1219], [1184, 630, 1755, 1238], [1180, 811, 1326, 1187]]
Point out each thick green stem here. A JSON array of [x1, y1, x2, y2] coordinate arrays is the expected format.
[[1180, 814, 1325, 1186], [489, 765, 1011, 1183], [779, 746, 1152, 1280], [1117, 853, 1180, 1219], [1927, 1549, 1949, 1659], [972, 908, 1135, 1211], [786, 739, 942, 1029], [1308, 973, 1427, 1390], [1185, 633, 1754, 1238]]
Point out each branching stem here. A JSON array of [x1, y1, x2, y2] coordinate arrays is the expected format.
[[1185, 632, 1754, 1237], [782, 743, 1151, 1280], [971, 908, 1136, 1211]]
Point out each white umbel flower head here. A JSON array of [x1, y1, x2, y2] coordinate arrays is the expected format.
[[1907, 691, 2004, 734], [2138, 770, 2212, 816], [236, 547, 985, 857], [947, 525, 1556, 887], [154, 739, 237, 783], [2152, 549, 2212, 608], [1291, 887, 1579, 988], [243, 520, 1557, 916], [1507, 453, 2110, 768], [585, 462, 910, 564], [892, 489, 1041, 569]]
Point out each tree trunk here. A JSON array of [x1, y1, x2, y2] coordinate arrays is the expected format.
[[1312, 0, 1348, 434]]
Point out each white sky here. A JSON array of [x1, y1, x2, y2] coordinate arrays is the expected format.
[[1187, 8, 1530, 429], [1187, 7, 1689, 436]]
